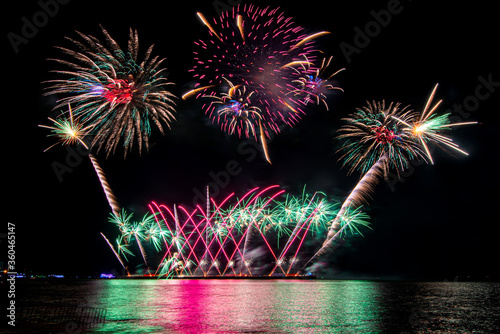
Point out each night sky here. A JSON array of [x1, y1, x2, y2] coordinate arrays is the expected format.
[[4, 0, 499, 280]]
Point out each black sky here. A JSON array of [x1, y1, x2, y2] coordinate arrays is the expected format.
[[4, 0, 499, 279]]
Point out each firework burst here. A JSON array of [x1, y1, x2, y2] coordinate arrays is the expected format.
[[184, 4, 336, 162], [392, 83, 477, 164], [289, 56, 345, 111], [44, 26, 177, 158], [207, 78, 263, 137], [39, 103, 122, 216], [318, 85, 477, 260], [336, 100, 424, 176], [39, 103, 93, 152]]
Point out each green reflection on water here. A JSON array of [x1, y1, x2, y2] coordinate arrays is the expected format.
[[268, 280, 383, 332]]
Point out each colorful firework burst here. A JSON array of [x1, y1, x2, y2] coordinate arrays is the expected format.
[[184, 4, 336, 162], [336, 100, 424, 176], [203, 78, 269, 159], [289, 56, 345, 111], [336, 205, 372, 238], [392, 83, 477, 164], [44, 26, 177, 157], [38, 103, 93, 151]]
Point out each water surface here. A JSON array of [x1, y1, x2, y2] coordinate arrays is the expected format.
[[17, 279, 500, 333]]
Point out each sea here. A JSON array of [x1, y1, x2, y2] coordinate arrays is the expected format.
[[9, 279, 500, 333]]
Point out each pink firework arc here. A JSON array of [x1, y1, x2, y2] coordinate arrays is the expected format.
[[102, 185, 364, 278]]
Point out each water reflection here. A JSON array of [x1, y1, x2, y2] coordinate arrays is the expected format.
[[94, 279, 383, 333], [17, 279, 500, 333]]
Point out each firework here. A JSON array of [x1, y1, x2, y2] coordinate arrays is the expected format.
[[116, 235, 135, 262], [43, 26, 177, 157], [38, 103, 93, 152], [89, 153, 121, 216], [289, 56, 345, 111], [100, 232, 130, 275], [207, 78, 262, 136], [392, 83, 477, 164], [203, 78, 274, 162], [317, 85, 477, 260], [39, 103, 122, 217], [301, 205, 371, 271], [336, 100, 425, 176], [185, 4, 336, 162], [124, 186, 347, 278], [108, 210, 164, 273], [269, 190, 339, 275], [321, 153, 388, 250], [318, 102, 418, 258]]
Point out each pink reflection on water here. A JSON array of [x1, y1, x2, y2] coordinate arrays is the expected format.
[[151, 280, 295, 333]]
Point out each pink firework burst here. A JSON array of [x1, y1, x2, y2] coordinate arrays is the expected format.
[[184, 4, 334, 162]]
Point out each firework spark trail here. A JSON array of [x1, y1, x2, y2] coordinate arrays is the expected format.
[[312, 153, 388, 260], [240, 188, 287, 274], [269, 199, 322, 276], [113, 212, 156, 274], [204, 186, 210, 265], [153, 204, 206, 276], [300, 207, 369, 272], [174, 205, 181, 255], [39, 103, 93, 152], [149, 202, 193, 276], [392, 83, 477, 164], [284, 205, 324, 275], [203, 197, 239, 274], [237, 186, 283, 272], [212, 188, 259, 255], [280, 193, 318, 246], [253, 220, 287, 275], [100, 232, 129, 274], [270, 192, 320, 274], [209, 197, 250, 275], [216, 188, 262, 275], [149, 203, 174, 275], [288, 56, 345, 111], [177, 206, 209, 275], [193, 214, 221, 275], [44, 26, 177, 157], [259, 120, 271, 164], [88, 153, 121, 217], [169, 206, 196, 275], [240, 224, 255, 274], [195, 190, 235, 274], [159, 204, 201, 275], [134, 230, 149, 270]]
